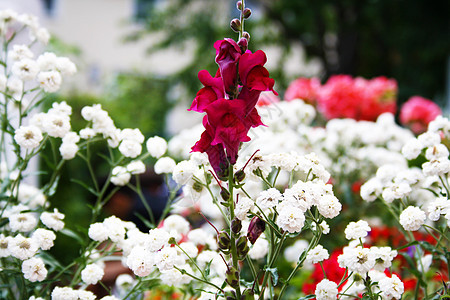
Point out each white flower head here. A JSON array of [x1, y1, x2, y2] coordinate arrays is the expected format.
[[172, 160, 197, 185], [9, 212, 38, 232], [344, 220, 371, 240], [12, 58, 39, 81], [155, 246, 178, 271], [38, 71, 62, 93], [22, 257, 47, 282], [126, 160, 146, 175], [14, 125, 43, 149], [338, 246, 375, 275], [315, 279, 338, 300], [88, 222, 108, 242], [0, 234, 12, 257], [59, 142, 78, 160], [163, 215, 190, 235], [306, 245, 329, 264], [317, 194, 342, 219], [399, 206, 426, 231], [249, 236, 269, 260], [145, 228, 170, 252], [379, 274, 404, 300], [235, 196, 255, 220], [146, 136, 168, 158], [371, 246, 397, 271], [8, 44, 34, 61], [9, 234, 39, 260], [111, 166, 131, 186], [40, 209, 65, 231], [32, 228, 56, 250], [276, 205, 305, 233], [401, 138, 424, 160], [81, 263, 104, 285], [154, 157, 176, 174], [43, 113, 71, 138], [256, 188, 283, 210], [118, 139, 142, 158]]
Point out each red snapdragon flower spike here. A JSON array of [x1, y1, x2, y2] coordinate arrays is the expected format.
[[191, 117, 229, 178], [204, 99, 251, 163], [214, 38, 242, 96], [188, 70, 225, 113], [400, 95, 442, 134]]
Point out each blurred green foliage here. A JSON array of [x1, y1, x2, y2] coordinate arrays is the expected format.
[[129, 0, 449, 104], [40, 74, 172, 263]]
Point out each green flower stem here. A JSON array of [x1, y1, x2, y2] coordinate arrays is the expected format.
[[239, 0, 245, 39], [277, 234, 321, 299], [173, 266, 225, 294], [122, 277, 143, 299], [246, 256, 260, 294], [175, 243, 206, 279], [258, 231, 287, 298], [271, 167, 280, 187], [227, 165, 241, 299], [127, 176, 155, 226]]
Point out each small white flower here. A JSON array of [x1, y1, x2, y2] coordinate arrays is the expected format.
[[40, 209, 65, 231], [163, 215, 190, 235], [145, 228, 170, 252], [56, 57, 77, 75], [249, 237, 269, 260], [126, 160, 146, 175], [338, 246, 375, 275], [111, 166, 131, 186], [37, 52, 58, 71], [154, 157, 176, 174], [317, 194, 342, 219], [51, 286, 78, 300], [9, 234, 39, 260], [417, 131, 441, 148], [22, 257, 47, 282], [256, 188, 282, 210], [425, 144, 449, 160], [146, 136, 168, 158], [401, 138, 423, 160], [378, 274, 404, 299], [119, 140, 142, 158], [306, 245, 329, 264], [235, 197, 254, 220], [14, 125, 43, 149], [344, 220, 371, 240], [371, 246, 397, 271], [0, 234, 12, 257], [79, 128, 96, 139], [12, 58, 39, 81], [103, 216, 126, 242], [427, 197, 450, 221], [43, 113, 71, 138], [399, 206, 426, 231], [81, 263, 104, 285], [38, 71, 62, 93], [32, 228, 56, 250], [155, 246, 178, 271], [9, 213, 38, 232], [59, 142, 78, 160], [315, 279, 338, 300], [276, 205, 305, 233], [88, 223, 108, 242], [8, 44, 34, 61], [172, 160, 197, 185], [284, 239, 308, 263]]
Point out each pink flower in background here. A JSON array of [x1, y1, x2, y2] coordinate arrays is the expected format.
[[315, 75, 397, 121], [285, 77, 321, 105], [400, 96, 442, 134]]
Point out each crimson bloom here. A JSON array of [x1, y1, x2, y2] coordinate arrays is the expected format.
[[285, 77, 321, 105], [191, 39, 275, 176], [400, 96, 442, 134]]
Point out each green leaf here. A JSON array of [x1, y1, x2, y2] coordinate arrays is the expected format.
[[204, 259, 213, 277], [297, 295, 315, 300], [265, 267, 279, 286], [60, 228, 84, 245], [71, 179, 99, 196], [395, 240, 418, 251]]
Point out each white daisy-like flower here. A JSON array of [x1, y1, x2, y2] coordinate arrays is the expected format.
[[399, 206, 426, 231], [81, 263, 104, 285], [315, 279, 338, 300], [40, 209, 65, 231], [145, 228, 170, 252], [172, 160, 197, 185], [22, 257, 47, 282], [276, 205, 305, 233], [126, 160, 146, 175], [88, 222, 108, 242], [51, 286, 78, 300], [111, 166, 131, 186], [371, 246, 397, 271], [235, 196, 255, 220], [317, 194, 342, 219], [378, 274, 404, 299], [344, 220, 371, 240], [31, 228, 56, 250], [0, 234, 12, 257], [9, 234, 39, 260], [9, 212, 38, 232], [256, 188, 283, 210], [14, 125, 43, 149], [37, 71, 62, 93], [59, 142, 78, 160], [163, 215, 190, 235], [338, 246, 375, 275], [146, 136, 168, 158], [12, 58, 39, 81], [155, 246, 178, 271], [119, 139, 142, 158], [126, 246, 155, 277], [42, 113, 71, 138], [154, 157, 176, 174], [306, 245, 329, 264]]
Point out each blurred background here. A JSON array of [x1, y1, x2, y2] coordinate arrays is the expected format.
[[2, 0, 448, 262]]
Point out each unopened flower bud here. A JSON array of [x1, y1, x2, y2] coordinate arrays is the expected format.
[[230, 18, 241, 33], [231, 218, 242, 234], [237, 38, 248, 53], [236, 236, 250, 260], [217, 231, 231, 251], [247, 216, 265, 244], [220, 187, 231, 202], [217, 164, 229, 181], [243, 8, 251, 19], [242, 31, 250, 41], [225, 290, 237, 300], [168, 237, 177, 245], [192, 181, 203, 193], [226, 265, 240, 288], [236, 1, 242, 10], [241, 289, 255, 300]]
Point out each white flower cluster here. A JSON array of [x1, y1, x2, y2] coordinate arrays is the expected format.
[[361, 115, 450, 231]]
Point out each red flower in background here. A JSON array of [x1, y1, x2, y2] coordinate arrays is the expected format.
[[400, 96, 442, 134], [285, 77, 321, 105], [317, 75, 397, 121]]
